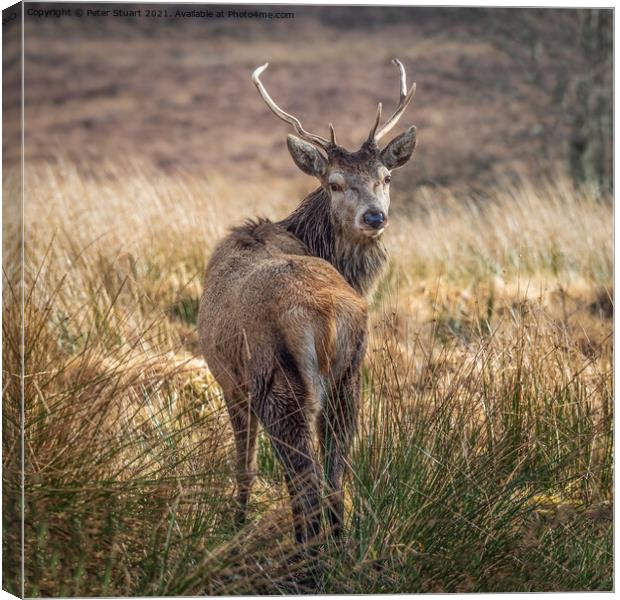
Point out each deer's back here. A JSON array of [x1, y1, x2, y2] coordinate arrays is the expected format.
[[198, 219, 368, 399]]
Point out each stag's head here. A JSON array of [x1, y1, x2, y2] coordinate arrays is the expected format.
[[253, 60, 417, 240]]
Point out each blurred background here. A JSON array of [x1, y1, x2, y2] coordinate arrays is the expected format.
[[10, 5, 612, 192]]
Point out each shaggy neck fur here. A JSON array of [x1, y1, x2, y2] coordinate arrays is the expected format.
[[279, 187, 388, 296]]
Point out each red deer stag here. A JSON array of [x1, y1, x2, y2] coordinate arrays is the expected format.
[[198, 60, 417, 544]]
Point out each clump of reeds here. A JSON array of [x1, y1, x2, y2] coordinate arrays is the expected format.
[[2, 162, 612, 595]]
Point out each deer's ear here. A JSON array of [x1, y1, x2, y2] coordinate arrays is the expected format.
[[287, 135, 327, 178], [381, 126, 417, 169]]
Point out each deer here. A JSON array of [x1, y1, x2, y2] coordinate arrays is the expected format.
[[198, 59, 417, 546]]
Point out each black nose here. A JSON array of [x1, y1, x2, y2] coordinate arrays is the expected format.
[[363, 210, 385, 229]]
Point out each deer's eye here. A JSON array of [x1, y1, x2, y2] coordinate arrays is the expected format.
[[384, 175, 392, 185], [330, 182, 343, 193]]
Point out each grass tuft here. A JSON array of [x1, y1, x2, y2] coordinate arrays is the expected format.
[[3, 163, 612, 594]]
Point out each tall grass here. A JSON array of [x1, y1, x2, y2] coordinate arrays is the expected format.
[[3, 161, 612, 594]]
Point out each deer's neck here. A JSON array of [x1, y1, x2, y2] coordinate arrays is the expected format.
[[279, 187, 388, 296]]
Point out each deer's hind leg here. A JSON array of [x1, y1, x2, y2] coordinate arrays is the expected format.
[[252, 357, 322, 545], [318, 334, 365, 539], [226, 392, 259, 527], [318, 384, 357, 540]]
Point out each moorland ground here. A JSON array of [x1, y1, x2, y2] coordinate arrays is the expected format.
[[3, 6, 613, 594]]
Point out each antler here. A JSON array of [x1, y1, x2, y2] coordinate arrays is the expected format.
[[369, 59, 416, 143], [252, 63, 332, 151]]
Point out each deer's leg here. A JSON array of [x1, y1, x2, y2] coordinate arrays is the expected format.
[[253, 373, 322, 545], [318, 381, 358, 539], [318, 341, 364, 539], [226, 393, 259, 527]]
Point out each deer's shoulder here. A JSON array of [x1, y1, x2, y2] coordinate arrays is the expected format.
[[227, 218, 308, 256]]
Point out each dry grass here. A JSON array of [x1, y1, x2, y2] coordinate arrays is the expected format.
[[2, 156, 612, 594]]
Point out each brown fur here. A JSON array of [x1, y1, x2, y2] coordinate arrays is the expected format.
[[198, 77, 416, 545], [279, 184, 389, 296], [199, 217, 368, 543]]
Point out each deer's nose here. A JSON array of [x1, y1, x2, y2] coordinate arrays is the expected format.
[[363, 210, 385, 229]]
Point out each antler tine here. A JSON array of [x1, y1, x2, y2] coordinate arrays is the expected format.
[[329, 123, 337, 145], [374, 59, 416, 142], [252, 63, 331, 151], [367, 102, 382, 141], [394, 58, 407, 97]]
